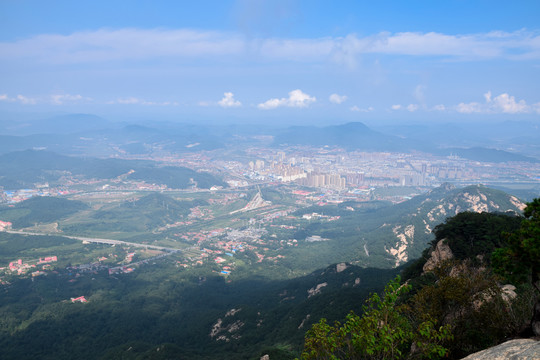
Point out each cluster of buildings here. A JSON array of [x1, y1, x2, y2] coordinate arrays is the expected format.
[[0, 220, 12, 231], [218, 146, 540, 194], [1, 256, 58, 276], [301, 213, 340, 222], [299, 173, 346, 189]]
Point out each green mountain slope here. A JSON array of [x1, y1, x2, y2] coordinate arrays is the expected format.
[[276, 184, 526, 270], [0, 150, 226, 190], [0, 196, 88, 228], [87, 193, 207, 232]]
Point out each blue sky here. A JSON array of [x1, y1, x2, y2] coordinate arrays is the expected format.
[[1, 0, 539, 125]]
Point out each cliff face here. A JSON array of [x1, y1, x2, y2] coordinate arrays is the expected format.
[[383, 184, 526, 268], [422, 239, 454, 272]]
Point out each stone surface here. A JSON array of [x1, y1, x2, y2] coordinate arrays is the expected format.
[[461, 339, 540, 360], [423, 239, 453, 272], [336, 262, 347, 273]]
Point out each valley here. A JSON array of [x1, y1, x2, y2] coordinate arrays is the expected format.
[[0, 125, 538, 359]]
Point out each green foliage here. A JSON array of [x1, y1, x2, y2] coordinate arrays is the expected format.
[[0, 196, 88, 228], [407, 259, 534, 358], [492, 198, 540, 291], [128, 166, 226, 189], [71, 193, 208, 233], [432, 211, 522, 262], [300, 276, 452, 360]]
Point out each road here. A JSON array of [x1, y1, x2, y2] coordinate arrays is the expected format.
[[5, 230, 195, 253]]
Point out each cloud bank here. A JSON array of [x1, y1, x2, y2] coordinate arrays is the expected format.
[[1, 28, 539, 65], [457, 91, 539, 114]]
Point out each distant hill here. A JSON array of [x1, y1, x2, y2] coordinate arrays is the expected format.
[[273, 122, 540, 160], [86, 193, 208, 232], [364, 183, 525, 266], [114, 123, 225, 154], [376, 120, 540, 151], [0, 150, 226, 190], [273, 122, 424, 151], [0, 196, 88, 228], [436, 147, 539, 163], [0, 115, 225, 156], [28, 114, 113, 135], [279, 184, 526, 270], [0, 114, 115, 136]]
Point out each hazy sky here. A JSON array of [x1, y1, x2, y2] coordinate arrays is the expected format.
[[1, 0, 539, 125]]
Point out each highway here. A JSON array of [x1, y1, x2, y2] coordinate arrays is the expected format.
[[5, 230, 194, 253]]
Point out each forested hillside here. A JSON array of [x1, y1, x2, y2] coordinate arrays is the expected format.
[[300, 201, 540, 360], [1, 201, 538, 359], [0, 150, 226, 190]]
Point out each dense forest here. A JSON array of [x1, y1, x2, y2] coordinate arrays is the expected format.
[[1, 201, 538, 359]]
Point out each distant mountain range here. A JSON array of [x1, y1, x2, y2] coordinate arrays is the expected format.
[[273, 121, 539, 161], [435, 146, 539, 163], [1, 113, 538, 162], [273, 122, 423, 152]]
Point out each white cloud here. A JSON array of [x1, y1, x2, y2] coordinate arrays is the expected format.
[[218, 92, 241, 107], [1, 28, 539, 65], [111, 97, 177, 106], [329, 93, 348, 104], [391, 104, 402, 110], [533, 102, 540, 114], [0, 93, 37, 104], [258, 89, 316, 110], [456, 102, 482, 113], [116, 97, 142, 105], [432, 104, 446, 111], [0, 29, 245, 64], [350, 105, 374, 112], [16, 95, 37, 105], [50, 94, 91, 105], [0, 94, 14, 102], [407, 104, 419, 112], [457, 91, 532, 114], [257, 98, 283, 110], [491, 93, 528, 113]]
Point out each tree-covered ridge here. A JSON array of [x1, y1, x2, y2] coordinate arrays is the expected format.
[[301, 199, 539, 359], [87, 193, 208, 232], [432, 211, 522, 261], [278, 183, 526, 270], [0, 150, 226, 189], [492, 198, 540, 317], [0, 242, 399, 360], [0, 196, 89, 228]]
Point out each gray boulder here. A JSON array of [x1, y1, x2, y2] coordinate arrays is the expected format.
[[461, 339, 540, 360]]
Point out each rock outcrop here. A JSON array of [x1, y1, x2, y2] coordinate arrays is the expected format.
[[423, 239, 453, 272], [461, 339, 540, 359], [336, 263, 348, 273], [307, 282, 327, 298]]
